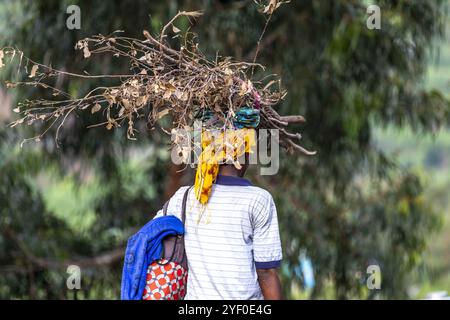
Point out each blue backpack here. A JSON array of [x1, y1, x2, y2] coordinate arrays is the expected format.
[[121, 187, 190, 300]]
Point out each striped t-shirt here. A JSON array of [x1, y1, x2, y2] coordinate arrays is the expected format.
[[155, 175, 282, 300]]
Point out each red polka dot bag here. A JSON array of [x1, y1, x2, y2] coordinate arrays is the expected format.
[[142, 187, 190, 300]]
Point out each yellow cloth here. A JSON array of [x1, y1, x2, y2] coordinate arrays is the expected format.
[[194, 128, 256, 204]]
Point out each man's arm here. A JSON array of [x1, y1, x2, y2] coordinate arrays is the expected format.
[[256, 268, 283, 300]]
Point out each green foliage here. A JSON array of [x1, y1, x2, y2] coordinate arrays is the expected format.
[[41, 174, 101, 235], [1, 0, 449, 299], [375, 123, 450, 297]]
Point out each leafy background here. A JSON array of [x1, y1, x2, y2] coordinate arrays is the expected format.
[[1, 0, 450, 299]]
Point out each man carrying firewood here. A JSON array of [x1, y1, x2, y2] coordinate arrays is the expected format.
[[158, 107, 283, 300]]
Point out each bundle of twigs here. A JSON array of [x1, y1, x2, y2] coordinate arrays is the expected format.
[[1, 10, 314, 155]]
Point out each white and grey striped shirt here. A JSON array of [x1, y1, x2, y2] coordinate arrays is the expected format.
[[155, 175, 282, 300]]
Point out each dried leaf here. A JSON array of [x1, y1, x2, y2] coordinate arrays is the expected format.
[[263, 0, 277, 14], [29, 65, 38, 78], [91, 103, 101, 114], [224, 68, 233, 76], [163, 84, 176, 99], [225, 76, 233, 86], [136, 95, 149, 107], [122, 99, 131, 109], [174, 89, 184, 99], [239, 81, 248, 96], [172, 25, 181, 33], [10, 117, 25, 128], [163, 90, 172, 100], [263, 0, 289, 14], [75, 40, 84, 50], [180, 92, 189, 101], [83, 46, 91, 58], [156, 108, 169, 120], [143, 30, 152, 41], [0, 49, 4, 69], [183, 11, 203, 18], [6, 81, 17, 88]]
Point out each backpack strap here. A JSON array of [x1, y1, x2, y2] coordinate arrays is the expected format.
[[158, 186, 192, 267], [162, 200, 169, 216], [181, 186, 191, 225], [163, 186, 191, 225]]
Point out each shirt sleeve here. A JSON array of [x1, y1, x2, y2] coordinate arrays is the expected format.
[[153, 208, 164, 219], [251, 192, 283, 269], [153, 186, 188, 220]]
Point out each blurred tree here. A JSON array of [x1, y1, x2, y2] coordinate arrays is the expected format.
[[1, 0, 449, 299]]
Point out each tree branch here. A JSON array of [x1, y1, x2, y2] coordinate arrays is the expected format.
[[2, 227, 125, 270]]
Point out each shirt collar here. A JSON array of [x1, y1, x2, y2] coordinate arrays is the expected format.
[[215, 175, 253, 186]]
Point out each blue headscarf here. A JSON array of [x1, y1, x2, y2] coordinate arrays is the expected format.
[[233, 106, 260, 129]]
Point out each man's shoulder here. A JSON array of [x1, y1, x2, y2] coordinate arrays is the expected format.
[[176, 185, 191, 194], [172, 185, 191, 197], [242, 185, 274, 205], [175, 184, 273, 203], [214, 182, 273, 200], [166, 186, 191, 206]]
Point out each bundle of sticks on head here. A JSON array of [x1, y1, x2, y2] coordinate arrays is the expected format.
[[1, 10, 314, 156]]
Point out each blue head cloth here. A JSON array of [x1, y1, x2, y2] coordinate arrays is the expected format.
[[233, 106, 260, 129]]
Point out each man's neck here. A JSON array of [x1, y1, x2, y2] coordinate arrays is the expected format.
[[218, 165, 241, 178]]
